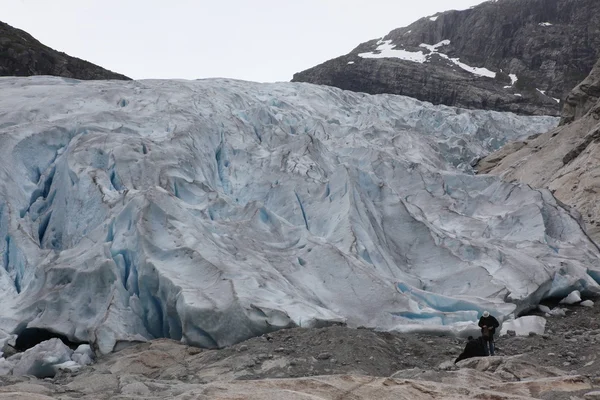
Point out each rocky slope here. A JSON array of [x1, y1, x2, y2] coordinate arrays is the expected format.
[[292, 0, 600, 116], [0, 300, 598, 399], [0, 21, 130, 80], [477, 57, 600, 242]]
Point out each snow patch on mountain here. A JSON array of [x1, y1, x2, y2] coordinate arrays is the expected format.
[[360, 39, 496, 79], [419, 40, 451, 53], [359, 40, 427, 63], [443, 55, 496, 78], [0, 77, 595, 355]]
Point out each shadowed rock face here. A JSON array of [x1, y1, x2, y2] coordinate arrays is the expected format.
[[477, 58, 600, 242], [0, 21, 130, 80], [561, 58, 600, 125], [293, 0, 600, 116]]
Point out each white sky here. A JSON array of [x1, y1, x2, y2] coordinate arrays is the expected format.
[[3, 0, 486, 82]]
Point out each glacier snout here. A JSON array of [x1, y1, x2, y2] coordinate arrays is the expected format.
[[0, 77, 597, 353]]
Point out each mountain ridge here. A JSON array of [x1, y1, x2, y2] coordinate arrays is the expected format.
[[292, 0, 600, 116], [0, 21, 130, 80]]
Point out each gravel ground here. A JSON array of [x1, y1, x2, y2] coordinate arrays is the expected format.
[[0, 298, 598, 399], [162, 296, 600, 381]]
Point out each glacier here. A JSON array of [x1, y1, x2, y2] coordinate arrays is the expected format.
[[0, 76, 597, 354]]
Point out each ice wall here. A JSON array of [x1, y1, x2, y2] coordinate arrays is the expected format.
[[0, 77, 595, 353]]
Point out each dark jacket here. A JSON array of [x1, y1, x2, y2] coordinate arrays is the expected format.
[[478, 315, 500, 340], [455, 337, 487, 363]]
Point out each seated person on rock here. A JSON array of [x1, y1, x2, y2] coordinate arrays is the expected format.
[[478, 310, 499, 356], [454, 335, 487, 363]]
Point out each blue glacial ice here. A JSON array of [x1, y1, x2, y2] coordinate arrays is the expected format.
[[0, 76, 597, 353]]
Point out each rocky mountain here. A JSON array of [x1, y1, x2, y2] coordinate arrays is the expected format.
[[477, 57, 600, 243], [292, 0, 600, 116], [0, 21, 130, 80]]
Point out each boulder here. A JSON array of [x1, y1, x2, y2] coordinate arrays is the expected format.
[[11, 339, 73, 378]]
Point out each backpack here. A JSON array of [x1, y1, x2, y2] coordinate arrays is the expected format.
[[482, 325, 490, 339]]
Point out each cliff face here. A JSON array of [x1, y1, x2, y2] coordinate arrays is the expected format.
[[293, 0, 600, 116], [477, 58, 600, 241], [560, 57, 600, 124], [0, 21, 130, 80]]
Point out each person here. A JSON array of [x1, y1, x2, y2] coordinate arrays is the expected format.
[[478, 311, 499, 356], [454, 335, 486, 363]]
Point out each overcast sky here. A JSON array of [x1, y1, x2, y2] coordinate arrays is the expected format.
[[4, 0, 486, 82]]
